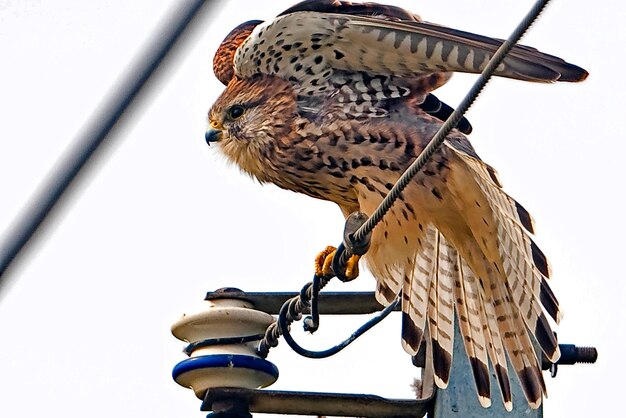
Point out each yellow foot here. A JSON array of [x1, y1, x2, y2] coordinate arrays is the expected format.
[[314, 246, 361, 281], [315, 246, 336, 277], [344, 253, 361, 281]]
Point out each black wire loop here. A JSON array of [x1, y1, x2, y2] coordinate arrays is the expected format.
[[331, 243, 352, 283], [257, 275, 331, 358], [280, 294, 401, 359], [303, 274, 323, 333], [256, 268, 400, 359]]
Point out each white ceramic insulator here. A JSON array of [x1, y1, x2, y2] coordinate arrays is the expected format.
[[171, 296, 279, 398]]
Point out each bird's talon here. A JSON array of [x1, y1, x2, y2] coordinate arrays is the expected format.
[[315, 246, 361, 280], [343, 254, 361, 281], [315, 245, 336, 277]]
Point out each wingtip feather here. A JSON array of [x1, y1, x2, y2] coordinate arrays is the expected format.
[[401, 311, 424, 356], [434, 375, 449, 389], [494, 363, 512, 409], [431, 338, 452, 387], [540, 278, 561, 323], [530, 239, 552, 278], [518, 366, 546, 407], [504, 400, 514, 412], [478, 395, 492, 408], [470, 356, 491, 405]]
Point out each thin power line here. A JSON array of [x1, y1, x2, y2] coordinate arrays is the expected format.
[[352, 0, 552, 244]]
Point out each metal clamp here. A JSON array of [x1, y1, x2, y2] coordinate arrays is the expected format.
[[333, 212, 371, 282]]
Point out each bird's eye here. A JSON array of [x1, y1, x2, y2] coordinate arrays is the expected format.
[[227, 105, 245, 120]]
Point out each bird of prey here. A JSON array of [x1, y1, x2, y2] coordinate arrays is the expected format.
[[205, 0, 588, 410]]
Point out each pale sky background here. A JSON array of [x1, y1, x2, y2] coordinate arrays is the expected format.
[[0, 0, 622, 417]]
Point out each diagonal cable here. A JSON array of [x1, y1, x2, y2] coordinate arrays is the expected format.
[[0, 0, 216, 294], [260, 0, 554, 359], [353, 0, 552, 244]]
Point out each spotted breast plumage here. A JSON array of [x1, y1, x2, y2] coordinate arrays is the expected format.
[[205, 0, 587, 410]]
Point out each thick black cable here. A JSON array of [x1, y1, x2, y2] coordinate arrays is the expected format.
[[0, 0, 215, 293]]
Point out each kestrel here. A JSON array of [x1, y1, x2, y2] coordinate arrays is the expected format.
[[205, 0, 588, 410]]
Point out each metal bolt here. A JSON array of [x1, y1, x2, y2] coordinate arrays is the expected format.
[[556, 344, 598, 365], [543, 344, 598, 377]]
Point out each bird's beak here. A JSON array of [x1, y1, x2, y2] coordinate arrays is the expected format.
[[205, 128, 222, 146]]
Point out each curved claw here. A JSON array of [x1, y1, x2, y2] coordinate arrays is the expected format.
[[315, 246, 337, 277], [315, 245, 361, 281], [343, 254, 361, 281]]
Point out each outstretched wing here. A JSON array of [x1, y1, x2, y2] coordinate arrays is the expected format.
[[215, 0, 585, 127], [232, 1, 588, 90]]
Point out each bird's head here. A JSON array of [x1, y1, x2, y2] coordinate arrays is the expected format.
[[207, 75, 298, 180]]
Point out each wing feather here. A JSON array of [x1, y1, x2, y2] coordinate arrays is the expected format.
[[490, 271, 547, 408], [233, 9, 588, 87], [448, 145, 561, 362]]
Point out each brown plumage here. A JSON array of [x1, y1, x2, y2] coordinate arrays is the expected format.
[[205, 0, 587, 410]]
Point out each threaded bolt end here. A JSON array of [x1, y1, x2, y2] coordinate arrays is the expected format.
[[575, 346, 598, 364]]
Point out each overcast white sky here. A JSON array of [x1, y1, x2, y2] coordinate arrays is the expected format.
[[0, 1, 622, 417]]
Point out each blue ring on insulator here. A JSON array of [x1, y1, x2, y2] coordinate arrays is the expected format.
[[172, 354, 279, 382]]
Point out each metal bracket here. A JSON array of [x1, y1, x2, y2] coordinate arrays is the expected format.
[[202, 290, 598, 417], [202, 388, 433, 418]]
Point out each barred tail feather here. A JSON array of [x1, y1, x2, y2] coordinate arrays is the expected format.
[[456, 258, 491, 408], [400, 227, 437, 355], [479, 285, 513, 411], [427, 232, 457, 388]]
